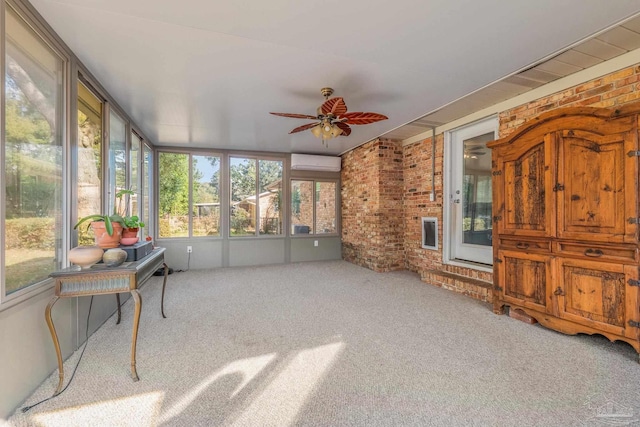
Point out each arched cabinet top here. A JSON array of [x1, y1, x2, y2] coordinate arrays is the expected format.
[[487, 104, 640, 149]]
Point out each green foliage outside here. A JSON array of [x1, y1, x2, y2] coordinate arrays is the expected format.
[[5, 92, 52, 145], [3, 51, 64, 294], [5, 218, 55, 249], [230, 207, 251, 235], [230, 158, 282, 202], [159, 153, 190, 216]]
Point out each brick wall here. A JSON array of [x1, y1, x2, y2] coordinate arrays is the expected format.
[[341, 62, 640, 301], [317, 182, 337, 233], [500, 65, 640, 137], [291, 180, 314, 232], [341, 138, 404, 271], [403, 134, 442, 273]]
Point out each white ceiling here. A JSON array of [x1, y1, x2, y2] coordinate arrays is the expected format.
[[27, 0, 640, 155]]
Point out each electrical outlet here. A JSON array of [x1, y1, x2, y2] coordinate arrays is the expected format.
[[187, 246, 193, 253], [314, 240, 318, 247]]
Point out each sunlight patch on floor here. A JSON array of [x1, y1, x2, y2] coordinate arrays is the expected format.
[[230, 342, 345, 427], [32, 391, 164, 427], [159, 353, 277, 424]]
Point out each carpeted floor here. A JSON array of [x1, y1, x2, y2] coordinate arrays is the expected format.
[[7, 260, 640, 426]]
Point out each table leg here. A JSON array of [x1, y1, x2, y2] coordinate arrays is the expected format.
[[45, 296, 64, 395], [115, 293, 122, 325], [130, 289, 141, 382], [161, 263, 168, 318]]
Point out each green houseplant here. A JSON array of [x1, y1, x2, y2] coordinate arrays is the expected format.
[[74, 189, 134, 248], [122, 215, 145, 238]]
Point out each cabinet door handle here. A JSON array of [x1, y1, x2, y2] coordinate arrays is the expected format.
[[554, 287, 565, 296], [516, 242, 530, 249], [584, 248, 603, 257]]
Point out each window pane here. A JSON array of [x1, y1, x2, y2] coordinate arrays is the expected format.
[[4, 7, 64, 294], [259, 160, 282, 235], [192, 155, 220, 237], [291, 180, 313, 234], [315, 182, 336, 234], [130, 132, 141, 218], [462, 131, 493, 246], [142, 144, 152, 238], [108, 111, 126, 215], [77, 82, 102, 245], [230, 157, 256, 236], [158, 152, 189, 238]]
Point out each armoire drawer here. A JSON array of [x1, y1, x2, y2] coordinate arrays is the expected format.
[[556, 241, 638, 263], [499, 237, 551, 253]]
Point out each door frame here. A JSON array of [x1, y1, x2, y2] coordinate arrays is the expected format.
[[443, 116, 498, 270]]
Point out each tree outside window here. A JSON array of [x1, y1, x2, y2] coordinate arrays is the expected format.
[[159, 152, 189, 238], [3, 7, 65, 296], [229, 157, 283, 236], [158, 152, 220, 238]]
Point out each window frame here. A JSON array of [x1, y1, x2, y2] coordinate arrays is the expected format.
[[289, 178, 339, 237], [1, 1, 70, 308], [158, 149, 222, 239], [228, 154, 285, 238]]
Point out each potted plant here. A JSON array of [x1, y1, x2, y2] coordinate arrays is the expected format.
[[122, 215, 145, 238], [74, 212, 125, 249], [74, 189, 133, 248]]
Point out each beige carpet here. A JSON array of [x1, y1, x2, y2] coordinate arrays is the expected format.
[[7, 260, 640, 426]]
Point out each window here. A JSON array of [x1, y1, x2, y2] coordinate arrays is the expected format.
[[229, 157, 283, 237], [108, 110, 126, 215], [158, 152, 189, 237], [2, 6, 65, 298], [291, 180, 337, 235], [130, 131, 142, 218], [158, 152, 220, 238], [193, 155, 220, 237], [142, 144, 153, 238], [77, 81, 103, 245]]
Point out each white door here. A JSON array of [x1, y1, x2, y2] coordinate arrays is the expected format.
[[448, 117, 497, 265]]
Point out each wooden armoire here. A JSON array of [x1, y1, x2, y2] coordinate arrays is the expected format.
[[487, 105, 640, 360]]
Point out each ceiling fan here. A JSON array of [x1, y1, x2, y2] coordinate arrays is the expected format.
[[464, 144, 487, 159], [270, 87, 388, 147]]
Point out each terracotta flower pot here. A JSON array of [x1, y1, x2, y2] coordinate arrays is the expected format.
[[91, 221, 123, 249], [122, 227, 139, 238]]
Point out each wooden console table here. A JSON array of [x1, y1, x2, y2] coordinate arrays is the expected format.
[[46, 247, 168, 395]]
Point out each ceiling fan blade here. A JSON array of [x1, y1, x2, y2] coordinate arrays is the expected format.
[[335, 122, 352, 136], [270, 112, 318, 120], [289, 122, 320, 134], [340, 112, 388, 125], [321, 97, 348, 116]]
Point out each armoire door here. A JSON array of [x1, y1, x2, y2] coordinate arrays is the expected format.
[[556, 129, 637, 244], [494, 133, 555, 238], [555, 257, 638, 337], [496, 250, 553, 313]]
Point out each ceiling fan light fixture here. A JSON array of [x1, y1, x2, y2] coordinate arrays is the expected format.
[[270, 87, 387, 147], [310, 124, 322, 138]]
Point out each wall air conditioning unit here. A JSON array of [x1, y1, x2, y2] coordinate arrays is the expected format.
[[290, 153, 341, 172]]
